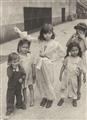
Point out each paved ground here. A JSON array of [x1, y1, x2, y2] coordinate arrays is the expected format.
[[0, 19, 87, 120]]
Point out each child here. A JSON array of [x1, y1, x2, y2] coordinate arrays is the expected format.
[[6, 52, 26, 116], [57, 42, 85, 107], [36, 23, 65, 108], [17, 39, 36, 108], [66, 22, 87, 99]]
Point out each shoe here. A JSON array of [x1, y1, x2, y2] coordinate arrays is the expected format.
[[40, 98, 47, 107], [22, 103, 26, 109], [72, 99, 77, 107], [57, 98, 64, 106], [30, 102, 34, 107], [46, 100, 53, 108], [16, 103, 26, 110], [6, 111, 13, 116]]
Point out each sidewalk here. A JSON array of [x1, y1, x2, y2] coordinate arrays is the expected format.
[[0, 19, 87, 120]]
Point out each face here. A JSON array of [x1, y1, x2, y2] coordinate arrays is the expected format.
[[20, 43, 29, 54], [12, 58, 19, 69], [43, 31, 52, 41], [70, 46, 79, 57], [76, 29, 85, 37]]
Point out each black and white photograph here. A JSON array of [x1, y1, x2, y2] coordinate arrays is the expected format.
[[0, 0, 87, 120]]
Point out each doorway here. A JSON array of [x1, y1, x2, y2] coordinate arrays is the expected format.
[[62, 8, 65, 22], [24, 7, 52, 32]]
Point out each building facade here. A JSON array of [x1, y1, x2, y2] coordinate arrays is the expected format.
[[0, 0, 76, 43]]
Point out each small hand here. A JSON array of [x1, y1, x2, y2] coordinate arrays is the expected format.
[[19, 78, 23, 83], [14, 27, 21, 33], [76, 68, 81, 76], [83, 73, 86, 83]]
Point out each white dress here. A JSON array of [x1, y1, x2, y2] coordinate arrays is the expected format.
[[36, 40, 65, 100], [61, 56, 84, 99], [19, 53, 33, 88]]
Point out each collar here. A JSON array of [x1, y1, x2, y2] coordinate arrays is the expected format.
[[13, 66, 19, 72]]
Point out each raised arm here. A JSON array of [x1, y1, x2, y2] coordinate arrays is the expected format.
[[7, 66, 13, 79]]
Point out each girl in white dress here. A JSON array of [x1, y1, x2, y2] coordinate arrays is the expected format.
[[66, 23, 87, 99], [36, 24, 65, 108], [17, 39, 36, 108], [57, 42, 85, 107]]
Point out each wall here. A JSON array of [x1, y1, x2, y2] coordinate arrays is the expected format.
[[0, 0, 76, 43]]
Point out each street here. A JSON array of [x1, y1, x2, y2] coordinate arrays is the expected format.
[[0, 19, 87, 120]]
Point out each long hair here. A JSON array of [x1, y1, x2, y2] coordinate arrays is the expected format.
[[38, 23, 55, 41], [8, 52, 20, 65], [65, 42, 82, 58], [17, 39, 31, 53]]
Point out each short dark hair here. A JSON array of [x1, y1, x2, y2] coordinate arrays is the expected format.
[[74, 23, 87, 33], [38, 23, 55, 41], [65, 42, 82, 58], [8, 52, 20, 65], [17, 39, 31, 53]]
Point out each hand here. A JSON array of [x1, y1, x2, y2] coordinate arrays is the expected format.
[[14, 27, 21, 34], [22, 75, 26, 80], [19, 78, 23, 83], [76, 68, 81, 76]]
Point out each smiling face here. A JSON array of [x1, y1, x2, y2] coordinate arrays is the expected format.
[[11, 58, 19, 69], [20, 43, 29, 55], [43, 31, 52, 41], [76, 29, 85, 38], [70, 46, 79, 57]]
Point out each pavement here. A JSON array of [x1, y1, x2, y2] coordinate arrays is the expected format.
[[0, 19, 87, 120]]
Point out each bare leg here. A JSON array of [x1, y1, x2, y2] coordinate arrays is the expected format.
[[77, 74, 81, 100], [23, 88, 27, 108], [28, 85, 34, 106]]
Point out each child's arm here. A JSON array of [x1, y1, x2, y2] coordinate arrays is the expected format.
[[19, 65, 26, 83], [7, 66, 13, 79], [59, 65, 65, 81]]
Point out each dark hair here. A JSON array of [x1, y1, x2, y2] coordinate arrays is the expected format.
[[65, 42, 82, 58], [8, 52, 20, 65], [17, 39, 31, 53], [74, 23, 87, 33], [38, 23, 55, 41]]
